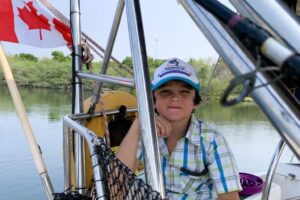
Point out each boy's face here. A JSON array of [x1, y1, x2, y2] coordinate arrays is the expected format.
[[153, 80, 197, 123]]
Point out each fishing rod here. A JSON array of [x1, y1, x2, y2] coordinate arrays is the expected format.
[[193, 0, 300, 105]]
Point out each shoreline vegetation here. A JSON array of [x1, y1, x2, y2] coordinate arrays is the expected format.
[[0, 51, 253, 102]]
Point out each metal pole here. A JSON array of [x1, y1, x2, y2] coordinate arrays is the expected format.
[[180, 0, 300, 158], [230, 0, 300, 54], [124, 0, 166, 197], [204, 56, 221, 98], [0, 43, 54, 200], [63, 123, 72, 191], [70, 107, 138, 121], [89, 142, 107, 200], [89, 0, 125, 113], [70, 0, 86, 194], [77, 72, 134, 88], [262, 139, 286, 200], [63, 116, 107, 199]]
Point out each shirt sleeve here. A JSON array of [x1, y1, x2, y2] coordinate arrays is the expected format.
[[207, 132, 242, 194]]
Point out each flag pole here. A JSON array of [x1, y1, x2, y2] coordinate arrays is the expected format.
[[0, 43, 54, 200]]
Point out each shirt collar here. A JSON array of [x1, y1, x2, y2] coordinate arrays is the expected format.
[[158, 115, 202, 157], [185, 115, 202, 146], [159, 138, 169, 158]]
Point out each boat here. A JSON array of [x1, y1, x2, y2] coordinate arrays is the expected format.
[[0, 0, 299, 199]]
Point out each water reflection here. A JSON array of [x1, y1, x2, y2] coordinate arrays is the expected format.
[[196, 101, 267, 122], [0, 85, 71, 121], [0, 85, 71, 200], [0, 86, 287, 199]]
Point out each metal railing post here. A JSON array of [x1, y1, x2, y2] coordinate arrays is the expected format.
[[262, 140, 286, 200], [70, 0, 86, 194], [124, 0, 166, 198], [63, 116, 107, 199], [89, 0, 125, 113], [63, 123, 72, 191]]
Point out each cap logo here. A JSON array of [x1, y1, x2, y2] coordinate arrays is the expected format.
[[168, 58, 179, 66], [158, 58, 192, 78]]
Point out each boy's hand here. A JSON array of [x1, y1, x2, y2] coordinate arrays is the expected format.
[[155, 116, 172, 138]]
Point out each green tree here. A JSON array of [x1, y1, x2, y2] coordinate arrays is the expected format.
[[17, 53, 38, 62], [121, 56, 165, 76], [213, 58, 233, 79], [51, 51, 68, 62], [122, 56, 133, 69], [188, 58, 211, 81], [0, 54, 236, 100]]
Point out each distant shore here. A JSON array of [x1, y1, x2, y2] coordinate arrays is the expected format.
[[0, 52, 243, 99]]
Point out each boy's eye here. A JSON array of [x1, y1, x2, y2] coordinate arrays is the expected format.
[[159, 90, 171, 95], [157, 89, 192, 97], [180, 90, 192, 95], [181, 90, 191, 94]]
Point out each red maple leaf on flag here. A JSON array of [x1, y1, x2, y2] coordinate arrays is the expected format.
[[17, 1, 51, 40], [53, 18, 72, 47]]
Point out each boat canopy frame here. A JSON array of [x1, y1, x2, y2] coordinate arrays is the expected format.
[[61, 0, 300, 199]]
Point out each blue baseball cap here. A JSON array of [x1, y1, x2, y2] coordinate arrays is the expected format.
[[151, 58, 200, 92]]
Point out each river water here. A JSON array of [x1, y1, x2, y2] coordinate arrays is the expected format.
[[0, 85, 292, 199]]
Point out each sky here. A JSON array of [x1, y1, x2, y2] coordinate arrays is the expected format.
[[2, 0, 233, 62]]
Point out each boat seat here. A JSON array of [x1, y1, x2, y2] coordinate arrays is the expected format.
[[83, 91, 137, 138], [242, 181, 281, 200], [70, 91, 137, 189], [273, 163, 300, 200], [108, 105, 133, 147]]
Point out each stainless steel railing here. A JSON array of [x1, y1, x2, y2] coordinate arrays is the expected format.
[[63, 115, 107, 199]]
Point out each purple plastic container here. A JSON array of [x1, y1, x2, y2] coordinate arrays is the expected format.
[[239, 172, 264, 196]]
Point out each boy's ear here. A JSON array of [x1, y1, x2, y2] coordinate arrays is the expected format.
[[152, 91, 156, 104], [154, 108, 159, 115], [193, 104, 199, 110]]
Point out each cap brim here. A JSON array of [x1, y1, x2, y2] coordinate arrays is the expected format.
[[151, 76, 200, 92]]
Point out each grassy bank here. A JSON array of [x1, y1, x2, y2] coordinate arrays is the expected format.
[[0, 52, 236, 98]]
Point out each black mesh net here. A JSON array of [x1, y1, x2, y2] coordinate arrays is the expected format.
[[54, 137, 162, 200], [54, 191, 92, 200], [88, 137, 162, 200]]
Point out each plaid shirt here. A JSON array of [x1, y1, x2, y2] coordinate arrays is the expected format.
[[137, 115, 242, 200]]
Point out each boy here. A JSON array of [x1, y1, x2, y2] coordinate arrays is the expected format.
[[117, 58, 242, 200]]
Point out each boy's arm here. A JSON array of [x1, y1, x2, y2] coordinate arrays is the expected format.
[[207, 133, 242, 197], [218, 191, 240, 200], [116, 115, 171, 171], [116, 118, 140, 171]]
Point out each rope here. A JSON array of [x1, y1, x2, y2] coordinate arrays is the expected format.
[[204, 56, 222, 99], [38, 0, 134, 76], [220, 53, 283, 106], [81, 40, 94, 71]]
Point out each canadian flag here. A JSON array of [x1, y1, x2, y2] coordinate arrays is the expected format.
[[0, 0, 71, 48]]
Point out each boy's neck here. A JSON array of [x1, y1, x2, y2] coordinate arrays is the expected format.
[[170, 116, 191, 140], [166, 116, 191, 155]]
